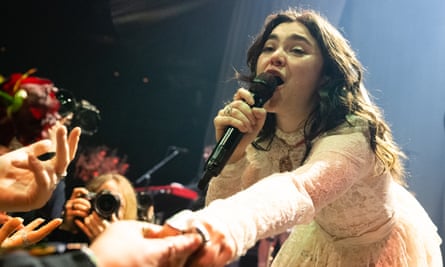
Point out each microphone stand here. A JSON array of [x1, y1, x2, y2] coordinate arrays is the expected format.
[[135, 148, 181, 186]]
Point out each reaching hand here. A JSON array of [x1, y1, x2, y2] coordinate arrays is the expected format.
[[145, 211, 235, 267], [0, 126, 80, 212], [0, 217, 62, 248], [90, 220, 204, 267]]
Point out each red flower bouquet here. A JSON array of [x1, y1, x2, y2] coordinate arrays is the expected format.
[[0, 69, 61, 147]]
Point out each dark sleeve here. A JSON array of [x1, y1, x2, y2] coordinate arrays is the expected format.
[[0, 250, 96, 267]]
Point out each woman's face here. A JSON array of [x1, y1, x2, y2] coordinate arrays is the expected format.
[[97, 179, 125, 219], [256, 21, 324, 119]]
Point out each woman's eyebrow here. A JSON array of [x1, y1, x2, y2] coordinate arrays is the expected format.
[[267, 33, 312, 46]]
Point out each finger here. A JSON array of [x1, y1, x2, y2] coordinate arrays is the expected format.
[[75, 219, 93, 239], [233, 88, 253, 104], [141, 223, 166, 238], [251, 108, 267, 130], [10, 140, 53, 169], [67, 127, 81, 160], [27, 154, 51, 188], [27, 140, 53, 159], [0, 212, 12, 225], [232, 100, 257, 125], [109, 213, 119, 222], [23, 218, 45, 231], [70, 187, 89, 199], [0, 217, 23, 243], [151, 234, 203, 266], [90, 212, 105, 224], [26, 218, 62, 244], [54, 126, 69, 175]]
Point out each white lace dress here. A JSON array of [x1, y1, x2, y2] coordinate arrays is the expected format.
[[197, 118, 442, 267]]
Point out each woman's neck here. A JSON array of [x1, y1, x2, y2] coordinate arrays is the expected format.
[[276, 113, 306, 133]]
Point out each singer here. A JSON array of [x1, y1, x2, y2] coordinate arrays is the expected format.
[[154, 8, 442, 267]]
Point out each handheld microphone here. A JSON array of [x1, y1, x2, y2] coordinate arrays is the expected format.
[[198, 72, 282, 190]]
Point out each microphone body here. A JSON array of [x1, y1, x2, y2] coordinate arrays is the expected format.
[[198, 73, 281, 190]]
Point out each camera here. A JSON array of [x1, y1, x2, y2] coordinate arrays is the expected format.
[[81, 190, 121, 220], [56, 89, 101, 136]]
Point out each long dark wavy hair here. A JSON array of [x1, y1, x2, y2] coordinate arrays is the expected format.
[[240, 8, 406, 184]]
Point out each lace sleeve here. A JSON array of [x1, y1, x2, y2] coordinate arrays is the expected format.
[[196, 130, 375, 257], [299, 130, 375, 212]]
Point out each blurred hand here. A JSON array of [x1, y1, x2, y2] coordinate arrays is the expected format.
[[0, 217, 62, 248], [75, 212, 117, 241], [0, 126, 81, 212], [90, 220, 203, 267], [145, 217, 234, 267]]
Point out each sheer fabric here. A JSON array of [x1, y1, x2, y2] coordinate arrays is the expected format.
[[199, 116, 442, 266]]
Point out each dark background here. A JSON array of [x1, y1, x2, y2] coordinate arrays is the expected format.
[[2, 1, 445, 259], [1, 0, 237, 186]]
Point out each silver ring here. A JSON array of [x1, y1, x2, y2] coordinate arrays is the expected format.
[[21, 231, 31, 246]]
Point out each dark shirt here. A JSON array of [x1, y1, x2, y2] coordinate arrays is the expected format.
[[0, 249, 95, 267]]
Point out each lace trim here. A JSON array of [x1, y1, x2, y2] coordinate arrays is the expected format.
[[275, 128, 304, 146]]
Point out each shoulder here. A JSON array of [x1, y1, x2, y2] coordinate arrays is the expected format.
[[324, 114, 370, 138], [310, 115, 374, 161]]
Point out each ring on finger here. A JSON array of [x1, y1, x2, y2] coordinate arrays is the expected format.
[[21, 231, 31, 246]]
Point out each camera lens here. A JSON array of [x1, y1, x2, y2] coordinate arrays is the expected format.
[[55, 89, 76, 116], [93, 191, 120, 219], [72, 107, 101, 135]]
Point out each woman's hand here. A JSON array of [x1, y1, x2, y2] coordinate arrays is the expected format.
[[60, 187, 91, 233], [0, 126, 81, 212], [144, 215, 235, 267], [0, 217, 62, 248], [214, 88, 267, 163], [75, 212, 117, 241]]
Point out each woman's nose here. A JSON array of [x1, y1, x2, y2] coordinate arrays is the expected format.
[[270, 49, 285, 66]]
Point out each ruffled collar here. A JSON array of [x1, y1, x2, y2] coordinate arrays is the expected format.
[[275, 127, 304, 146]]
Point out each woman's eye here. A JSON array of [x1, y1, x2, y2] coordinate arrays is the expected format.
[[261, 46, 275, 52], [290, 47, 305, 55]]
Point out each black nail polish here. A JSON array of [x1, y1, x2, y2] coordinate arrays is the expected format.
[[37, 152, 56, 161]]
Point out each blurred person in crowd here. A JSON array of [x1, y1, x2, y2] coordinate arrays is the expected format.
[[51, 173, 137, 243]]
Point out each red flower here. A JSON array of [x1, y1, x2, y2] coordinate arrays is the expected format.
[[0, 69, 61, 147]]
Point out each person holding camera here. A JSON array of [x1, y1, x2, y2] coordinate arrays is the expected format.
[[52, 173, 137, 243]]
